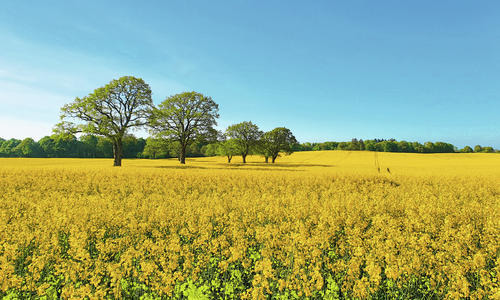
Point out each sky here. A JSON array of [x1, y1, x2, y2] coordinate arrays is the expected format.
[[0, 1, 499, 148]]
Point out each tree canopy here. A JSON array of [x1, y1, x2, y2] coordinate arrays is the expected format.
[[149, 92, 219, 164], [57, 76, 153, 166], [217, 138, 239, 163], [225, 121, 262, 163], [259, 127, 297, 163]]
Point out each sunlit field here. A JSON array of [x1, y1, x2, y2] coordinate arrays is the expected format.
[[1, 151, 499, 299]]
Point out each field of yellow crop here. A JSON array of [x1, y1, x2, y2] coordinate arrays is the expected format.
[[0, 151, 499, 299]]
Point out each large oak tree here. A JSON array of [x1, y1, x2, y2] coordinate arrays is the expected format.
[[57, 76, 153, 166], [149, 91, 219, 164]]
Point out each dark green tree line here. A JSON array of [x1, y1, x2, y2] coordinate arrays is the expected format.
[[289, 139, 498, 154], [0, 134, 146, 158]]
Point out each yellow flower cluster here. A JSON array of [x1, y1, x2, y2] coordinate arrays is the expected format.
[[0, 152, 498, 299]]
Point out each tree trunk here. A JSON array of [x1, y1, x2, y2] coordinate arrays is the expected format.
[[227, 155, 232, 163], [113, 140, 123, 167], [272, 155, 277, 163], [242, 154, 247, 163], [264, 156, 269, 163], [180, 145, 186, 164]]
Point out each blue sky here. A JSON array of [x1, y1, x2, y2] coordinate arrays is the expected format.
[[1, 1, 499, 147]]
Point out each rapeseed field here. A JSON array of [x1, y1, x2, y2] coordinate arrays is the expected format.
[[0, 151, 499, 299]]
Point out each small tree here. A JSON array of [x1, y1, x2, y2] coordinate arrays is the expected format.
[[217, 139, 239, 163], [474, 145, 483, 153], [226, 121, 262, 163], [482, 146, 495, 153], [259, 127, 297, 163], [461, 145, 473, 153], [57, 76, 153, 166], [149, 92, 219, 164]]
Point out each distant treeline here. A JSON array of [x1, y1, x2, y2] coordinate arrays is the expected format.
[[291, 138, 498, 154], [0, 135, 497, 158], [0, 135, 145, 158], [0, 134, 214, 159]]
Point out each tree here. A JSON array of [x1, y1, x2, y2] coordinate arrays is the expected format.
[[337, 142, 349, 150], [474, 145, 483, 153], [13, 138, 42, 157], [482, 146, 495, 153], [217, 139, 239, 163], [57, 76, 153, 166], [149, 92, 219, 164], [259, 127, 297, 163], [461, 145, 473, 153], [358, 139, 365, 151], [381, 140, 399, 152], [398, 141, 412, 152], [433, 142, 455, 153], [411, 142, 425, 153], [226, 121, 262, 163], [349, 138, 360, 151], [424, 142, 435, 153], [364, 140, 377, 151], [298, 142, 314, 151], [0, 138, 21, 157], [52, 134, 79, 157], [38, 136, 56, 157], [319, 141, 338, 150]]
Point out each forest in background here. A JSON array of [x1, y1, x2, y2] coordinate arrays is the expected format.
[[0, 134, 497, 158]]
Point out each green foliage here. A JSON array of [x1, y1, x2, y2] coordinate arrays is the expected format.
[[57, 76, 153, 166], [149, 91, 219, 164], [123, 135, 146, 158], [0, 138, 21, 157], [381, 140, 399, 152], [481, 146, 495, 153], [2, 134, 498, 158], [174, 280, 210, 299], [142, 137, 168, 159], [216, 139, 239, 163], [293, 139, 490, 154], [0, 134, 144, 158], [461, 145, 474, 153], [226, 121, 262, 163], [58, 76, 153, 138], [0, 218, 487, 300], [12, 138, 42, 157], [200, 143, 219, 157], [258, 127, 298, 163]]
